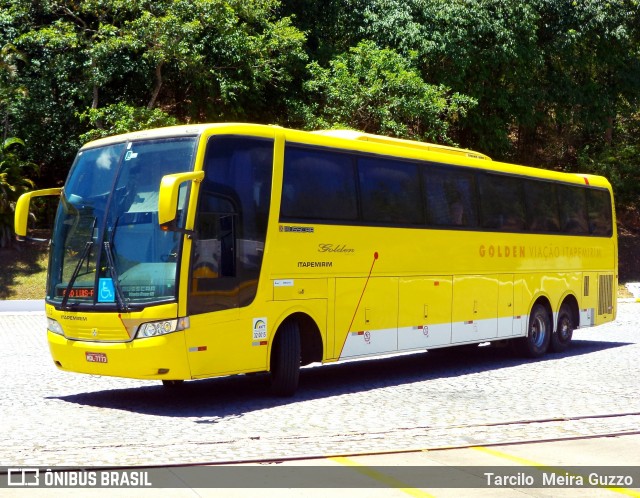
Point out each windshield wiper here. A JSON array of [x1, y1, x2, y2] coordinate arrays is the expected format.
[[60, 218, 128, 311], [61, 240, 94, 310], [103, 240, 129, 312]]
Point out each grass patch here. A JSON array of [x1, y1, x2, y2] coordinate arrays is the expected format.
[[0, 244, 48, 300]]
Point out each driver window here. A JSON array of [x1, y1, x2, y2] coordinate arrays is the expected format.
[[188, 136, 274, 315]]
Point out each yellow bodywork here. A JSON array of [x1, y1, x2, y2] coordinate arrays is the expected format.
[[46, 303, 191, 380], [21, 123, 616, 382], [48, 330, 191, 379]]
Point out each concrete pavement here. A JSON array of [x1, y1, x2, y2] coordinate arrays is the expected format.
[[1, 300, 639, 496], [2, 435, 639, 496], [0, 299, 44, 313]]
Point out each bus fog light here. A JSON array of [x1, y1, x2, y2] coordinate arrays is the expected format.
[[136, 317, 190, 338], [47, 318, 64, 336]]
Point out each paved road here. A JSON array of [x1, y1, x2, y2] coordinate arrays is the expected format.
[[3, 436, 640, 497], [1, 302, 639, 468]]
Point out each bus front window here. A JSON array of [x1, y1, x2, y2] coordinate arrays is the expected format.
[[48, 136, 197, 308]]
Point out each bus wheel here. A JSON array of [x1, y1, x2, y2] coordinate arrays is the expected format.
[[518, 303, 551, 358], [550, 305, 574, 353], [270, 320, 301, 397]]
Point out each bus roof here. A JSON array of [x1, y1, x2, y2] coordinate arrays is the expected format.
[[83, 125, 491, 161], [78, 123, 610, 190], [79, 124, 215, 149], [312, 129, 492, 161]]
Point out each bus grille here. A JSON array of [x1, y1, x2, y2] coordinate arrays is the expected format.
[[583, 275, 590, 297], [598, 274, 613, 315]]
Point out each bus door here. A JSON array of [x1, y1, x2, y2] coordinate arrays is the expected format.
[[185, 135, 274, 377]]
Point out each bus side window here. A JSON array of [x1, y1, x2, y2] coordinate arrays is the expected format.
[[478, 173, 526, 231], [424, 171, 451, 225], [358, 157, 422, 225], [558, 185, 589, 234], [524, 180, 560, 233], [281, 146, 357, 222], [424, 166, 477, 228], [587, 189, 613, 236]]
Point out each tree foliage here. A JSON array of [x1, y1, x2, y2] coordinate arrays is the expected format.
[[0, 137, 36, 247], [0, 43, 27, 142], [0, 0, 639, 214], [300, 41, 475, 143], [0, 0, 307, 184], [77, 103, 178, 143]]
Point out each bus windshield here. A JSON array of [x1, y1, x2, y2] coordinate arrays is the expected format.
[[47, 136, 197, 308]]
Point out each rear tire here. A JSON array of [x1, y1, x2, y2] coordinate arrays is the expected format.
[[270, 320, 301, 397], [550, 305, 574, 353], [517, 303, 551, 358]]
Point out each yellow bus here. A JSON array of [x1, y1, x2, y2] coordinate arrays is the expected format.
[[15, 123, 617, 396]]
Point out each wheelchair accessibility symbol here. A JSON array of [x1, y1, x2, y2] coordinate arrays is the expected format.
[[98, 278, 116, 303]]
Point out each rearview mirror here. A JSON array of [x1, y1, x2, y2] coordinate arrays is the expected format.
[[14, 188, 62, 241], [158, 171, 204, 226]]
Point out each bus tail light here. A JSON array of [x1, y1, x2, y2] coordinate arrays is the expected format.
[[136, 317, 190, 338]]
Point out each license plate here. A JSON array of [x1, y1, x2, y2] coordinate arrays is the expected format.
[[86, 352, 108, 363]]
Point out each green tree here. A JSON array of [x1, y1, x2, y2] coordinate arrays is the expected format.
[[0, 43, 28, 141], [2, 0, 640, 215], [278, 0, 367, 61], [356, 0, 543, 158], [0, 137, 36, 247], [2, 0, 307, 186], [300, 40, 475, 144], [301, 0, 640, 167], [579, 109, 640, 211], [77, 103, 178, 143], [580, 144, 640, 210], [534, 0, 640, 164]]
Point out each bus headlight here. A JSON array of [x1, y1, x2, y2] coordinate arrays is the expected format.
[[136, 317, 190, 338], [47, 318, 64, 336]]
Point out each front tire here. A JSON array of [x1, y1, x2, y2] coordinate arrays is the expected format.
[[517, 303, 551, 358], [550, 305, 574, 353], [270, 320, 301, 397]]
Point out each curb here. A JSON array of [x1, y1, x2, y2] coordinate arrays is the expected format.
[[0, 299, 45, 313]]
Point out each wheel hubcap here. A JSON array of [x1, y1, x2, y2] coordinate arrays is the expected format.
[[531, 316, 547, 348], [559, 317, 571, 341]]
